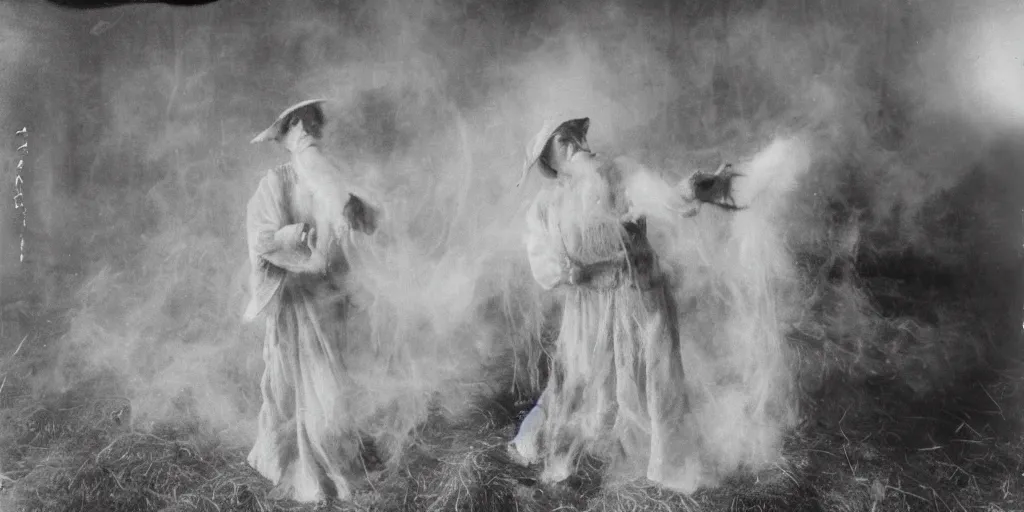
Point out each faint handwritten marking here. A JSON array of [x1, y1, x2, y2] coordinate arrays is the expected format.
[[14, 127, 27, 263]]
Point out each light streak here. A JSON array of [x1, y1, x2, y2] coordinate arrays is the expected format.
[[14, 127, 27, 263]]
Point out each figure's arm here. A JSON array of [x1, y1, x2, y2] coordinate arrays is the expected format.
[[525, 199, 576, 290], [617, 159, 701, 222], [623, 163, 743, 222], [246, 176, 327, 276], [252, 223, 327, 275]]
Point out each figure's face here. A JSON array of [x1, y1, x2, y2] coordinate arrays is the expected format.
[[279, 119, 307, 152], [543, 118, 591, 174]]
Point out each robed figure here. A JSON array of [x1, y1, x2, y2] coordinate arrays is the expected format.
[[508, 117, 742, 492], [243, 99, 380, 504]]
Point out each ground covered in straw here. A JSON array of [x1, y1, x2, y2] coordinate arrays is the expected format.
[[1, 296, 1023, 512]]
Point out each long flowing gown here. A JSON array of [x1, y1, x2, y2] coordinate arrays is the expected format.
[[243, 162, 373, 502], [516, 157, 702, 491]]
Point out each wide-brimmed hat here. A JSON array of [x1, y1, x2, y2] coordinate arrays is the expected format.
[[516, 117, 590, 187], [250, 98, 329, 144]]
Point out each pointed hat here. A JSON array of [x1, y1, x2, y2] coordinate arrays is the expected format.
[[516, 117, 590, 187], [250, 98, 329, 144]]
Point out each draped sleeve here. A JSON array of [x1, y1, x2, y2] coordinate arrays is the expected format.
[[242, 165, 291, 322], [524, 192, 566, 291], [615, 156, 700, 221]]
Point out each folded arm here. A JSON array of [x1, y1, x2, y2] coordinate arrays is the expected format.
[[251, 223, 327, 275], [246, 172, 327, 277]]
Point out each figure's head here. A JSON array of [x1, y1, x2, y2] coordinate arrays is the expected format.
[[250, 98, 329, 147], [539, 118, 591, 175], [280, 103, 325, 141], [517, 117, 591, 187]]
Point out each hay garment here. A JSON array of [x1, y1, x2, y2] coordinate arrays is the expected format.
[[509, 118, 733, 491]]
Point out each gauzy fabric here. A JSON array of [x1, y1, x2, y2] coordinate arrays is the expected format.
[[243, 161, 375, 503], [513, 155, 701, 491]]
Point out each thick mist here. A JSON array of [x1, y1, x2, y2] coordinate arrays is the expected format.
[[5, 0, 1021, 492]]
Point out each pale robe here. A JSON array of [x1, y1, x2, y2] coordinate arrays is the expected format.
[[516, 156, 701, 490], [243, 159, 376, 503]]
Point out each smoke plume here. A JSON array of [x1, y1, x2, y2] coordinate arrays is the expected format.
[[3, 0, 1020, 492]]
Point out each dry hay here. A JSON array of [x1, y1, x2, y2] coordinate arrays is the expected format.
[[788, 262, 995, 404], [3, 262, 1023, 512], [4, 410, 282, 512], [3, 359, 1024, 512]]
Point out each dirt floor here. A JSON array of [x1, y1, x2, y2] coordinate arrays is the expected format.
[[1, 303, 1023, 512]]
